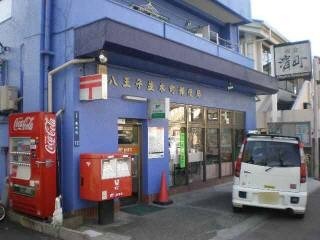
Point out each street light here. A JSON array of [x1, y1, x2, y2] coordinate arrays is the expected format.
[[98, 50, 108, 64]]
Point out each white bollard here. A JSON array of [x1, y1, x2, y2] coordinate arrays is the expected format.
[[52, 195, 63, 225]]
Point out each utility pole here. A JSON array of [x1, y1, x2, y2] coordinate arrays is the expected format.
[[313, 57, 320, 179]]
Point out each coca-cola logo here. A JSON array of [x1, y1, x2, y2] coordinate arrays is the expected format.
[[13, 117, 34, 131], [44, 117, 56, 154]]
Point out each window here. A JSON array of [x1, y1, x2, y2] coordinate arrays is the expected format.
[[262, 45, 272, 75], [118, 126, 138, 144], [188, 127, 203, 157], [243, 141, 300, 167], [169, 105, 185, 122], [206, 128, 219, 164], [220, 128, 232, 162], [207, 109, 219, 124], [188, 106, 203, 123], [169, 102, 246, 182], [220, 110, 232, 126]]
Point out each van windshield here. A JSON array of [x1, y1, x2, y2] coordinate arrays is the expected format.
[[243, 141, 300, 167]]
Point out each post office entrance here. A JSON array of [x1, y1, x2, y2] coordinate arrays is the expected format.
[[117, 119, 142, 205]]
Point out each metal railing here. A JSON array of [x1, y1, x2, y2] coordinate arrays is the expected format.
[[117, 0, 240, 53]]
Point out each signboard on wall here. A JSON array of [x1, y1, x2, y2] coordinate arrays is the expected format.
[[148, 98, 170, 119], [79, 74, 108, 101], [148, 127, 164, 159], [274, 41, 312, 80], [74, 111, 80, 147], [179, 132, 186, 168]]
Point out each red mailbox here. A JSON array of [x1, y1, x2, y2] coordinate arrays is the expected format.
[[80, 153, 132, 201]]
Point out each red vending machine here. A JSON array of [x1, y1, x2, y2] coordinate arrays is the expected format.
[[8, 112, 57, 219]]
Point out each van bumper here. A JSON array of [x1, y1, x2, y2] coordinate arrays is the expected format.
[[232, 185, 307, 214]]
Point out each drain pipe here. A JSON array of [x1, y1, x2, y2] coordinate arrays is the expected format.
[[47, 58, 95, 112], [42, 0, 53, 111]]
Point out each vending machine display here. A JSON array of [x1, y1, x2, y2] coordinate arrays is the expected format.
[[8, 112, 57, 218]]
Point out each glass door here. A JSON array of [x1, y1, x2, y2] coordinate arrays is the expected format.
[[206, 128, 219, 179], [206, 108, 220, 180], [220, 110, 233, 176], [118, 121, 141, 205], [187, 106, 204, 183], [187, 127, 204, 183]]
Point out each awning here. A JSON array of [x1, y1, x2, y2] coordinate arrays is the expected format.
[[74, 19, 278, 95]]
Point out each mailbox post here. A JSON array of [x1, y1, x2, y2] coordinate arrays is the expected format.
[[80, 153, 132, 224]]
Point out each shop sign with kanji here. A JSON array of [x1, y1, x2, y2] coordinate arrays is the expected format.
[[274, 40, 312, 80]]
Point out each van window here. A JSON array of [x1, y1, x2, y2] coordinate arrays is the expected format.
[[243, 141, 300, 167]]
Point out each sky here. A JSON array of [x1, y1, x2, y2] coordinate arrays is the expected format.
[[251, 0, 320, 56]]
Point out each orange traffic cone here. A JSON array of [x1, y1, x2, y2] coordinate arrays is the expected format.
[[153, 171, 173, 205]]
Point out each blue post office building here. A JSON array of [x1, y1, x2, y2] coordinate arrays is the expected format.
[[0, 0, 277, 214]]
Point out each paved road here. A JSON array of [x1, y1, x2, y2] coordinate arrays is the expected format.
[[0, 219, 56, 240], [232, 188, 320, 240], [2, 179, 320, 240], [78, 178, 320, 240]]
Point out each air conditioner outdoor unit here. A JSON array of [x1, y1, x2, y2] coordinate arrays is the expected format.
[[0, 85, 18, 112], [195, 25, 210, 40]]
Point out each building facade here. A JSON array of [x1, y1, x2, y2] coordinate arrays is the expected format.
[[239, 20, 313, 124], [0, 0, 277, 213], [239, 20, 313, 172]]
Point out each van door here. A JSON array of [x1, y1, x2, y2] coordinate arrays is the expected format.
[[240, 139, 301, 193]]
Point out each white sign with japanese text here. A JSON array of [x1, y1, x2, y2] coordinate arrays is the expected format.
[[148, 98, 170, 119], [274, 41, 312, 80], [148, 127, 164, 159]]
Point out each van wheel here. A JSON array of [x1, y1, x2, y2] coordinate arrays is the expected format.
[[0, 203, 6, 222], [232, 206, 243, 213]]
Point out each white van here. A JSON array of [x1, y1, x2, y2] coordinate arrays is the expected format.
[[232, 134, 307, 218]]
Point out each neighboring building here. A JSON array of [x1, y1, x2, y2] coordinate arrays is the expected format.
[[240, 20, 312, 126], [239, 20, 313, 169], [0, 0, 277, 214]]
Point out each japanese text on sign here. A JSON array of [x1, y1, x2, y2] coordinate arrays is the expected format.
[[274, 41, 312, 80], [108, 75, 202, 98]]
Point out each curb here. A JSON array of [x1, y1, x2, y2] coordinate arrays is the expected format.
[[8, 210, 89, 240]]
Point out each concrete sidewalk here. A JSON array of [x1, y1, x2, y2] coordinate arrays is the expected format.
[[8, 178, 320, 240]]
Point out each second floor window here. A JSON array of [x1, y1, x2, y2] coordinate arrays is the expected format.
[[262, 45, 272, 75]]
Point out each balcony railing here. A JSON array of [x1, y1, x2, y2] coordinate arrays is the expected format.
[[85, 0, 254, 68]]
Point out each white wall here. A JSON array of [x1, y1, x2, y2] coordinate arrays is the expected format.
[[292, 81, 311, 110], [277, 109, 313, 123], [0, 0, 12, 23]]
